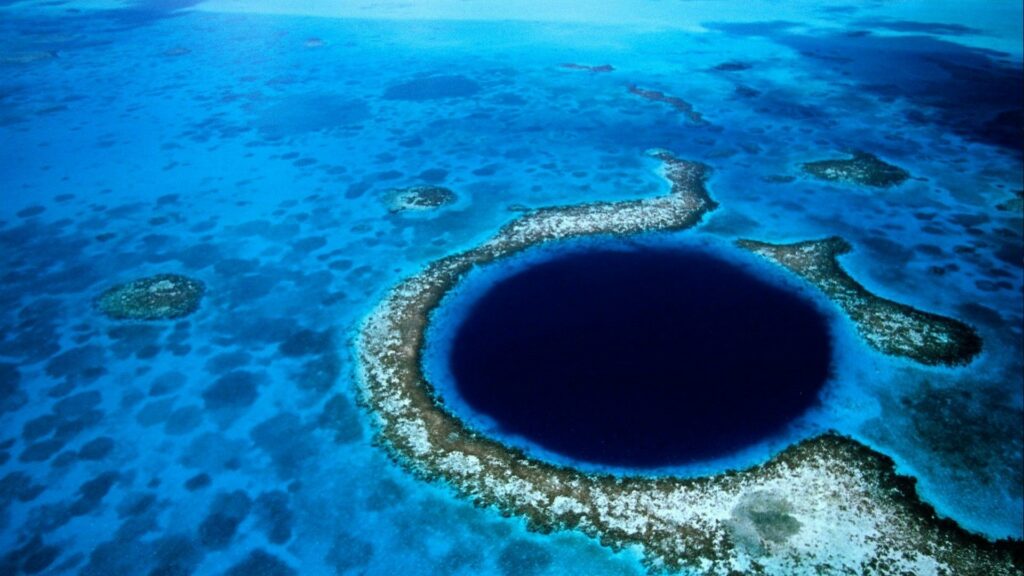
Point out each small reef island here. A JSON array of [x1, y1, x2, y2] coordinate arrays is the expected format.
[[386, 185, 458, 214], [357, 151, 1019, 574], [802, 151, 911, 188], [96, 273, 205, 321]]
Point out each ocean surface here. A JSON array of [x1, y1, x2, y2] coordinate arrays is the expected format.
[[1, 1, 1021, 574]]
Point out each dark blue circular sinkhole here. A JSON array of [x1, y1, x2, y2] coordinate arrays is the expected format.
[[447, 246, 834, 468]]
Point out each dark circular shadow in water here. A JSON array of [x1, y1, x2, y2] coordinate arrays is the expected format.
[[449, 247, 834, 468]]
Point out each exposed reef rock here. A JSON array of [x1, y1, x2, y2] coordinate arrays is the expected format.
[[802, 151, 910, 188], [386, 186, 457, 213], [97, 274, 205, 321], [737, 237, 982, 366], [627, 85, 707, 125], [357, 152, 1017, 574]]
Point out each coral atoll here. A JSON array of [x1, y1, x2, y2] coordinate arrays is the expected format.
[[357, 152, 1016, 574]]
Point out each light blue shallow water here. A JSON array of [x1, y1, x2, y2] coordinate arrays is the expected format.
[[0, 1, 1021, 574]]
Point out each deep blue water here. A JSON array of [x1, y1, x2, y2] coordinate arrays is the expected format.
[[449, 246, 833, 467], [0, 0, 1021, 574]]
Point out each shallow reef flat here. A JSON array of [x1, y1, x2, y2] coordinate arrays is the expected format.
[[737, 237, 982, 366], [357, 152, 1019, 574]]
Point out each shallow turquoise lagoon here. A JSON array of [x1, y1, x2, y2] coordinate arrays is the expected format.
[[0, 1, 1021, 574]]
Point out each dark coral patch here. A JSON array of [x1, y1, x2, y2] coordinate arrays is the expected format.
[[318, 394, 363, 444], [254, 491, 293, 545], [184, 473, 211, 492], [325, 533, 373, 574], [22, 414, 57, 441], [149, 370, 187, 395], [150, 534, 204, 576], [294, 352, 341, 395], [54, 390, 102, 418], [277, 328, 332, 358], [20, 439, 64, 463], [97, 274, 205, 321], [69, 471, 120, 516], [1, 471, 45, 504], [498, 540, 553, 576], [802, 151, 910, 188], [45, 345, 107, 383], [0, 363, 26, 415], [202, 370, 261, 410], [711, 61, 753, 72], [225, 549, 297, 576], [250, 413, 315, 479], [198, 490, 251, 550], [3, 536, 60, 575], [204, 351, 251, 375], [852, 19, 982, 36], [78, 436, 115, 461], [383, 75, 480, 101], [136, 398, 176, 427], [165, 405, 203, 434]]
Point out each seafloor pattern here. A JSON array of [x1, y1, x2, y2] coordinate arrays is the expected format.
[[1, 1, 1022, 575]]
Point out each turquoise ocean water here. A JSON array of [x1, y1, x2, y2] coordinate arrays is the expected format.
[[1, 1, 1021, 574]]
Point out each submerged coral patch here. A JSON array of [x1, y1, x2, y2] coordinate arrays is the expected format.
[[255, 94, 370, 140], [96, 274, 205, 321], [802, 151, 911, 188], [626, 85, 706, 124]]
